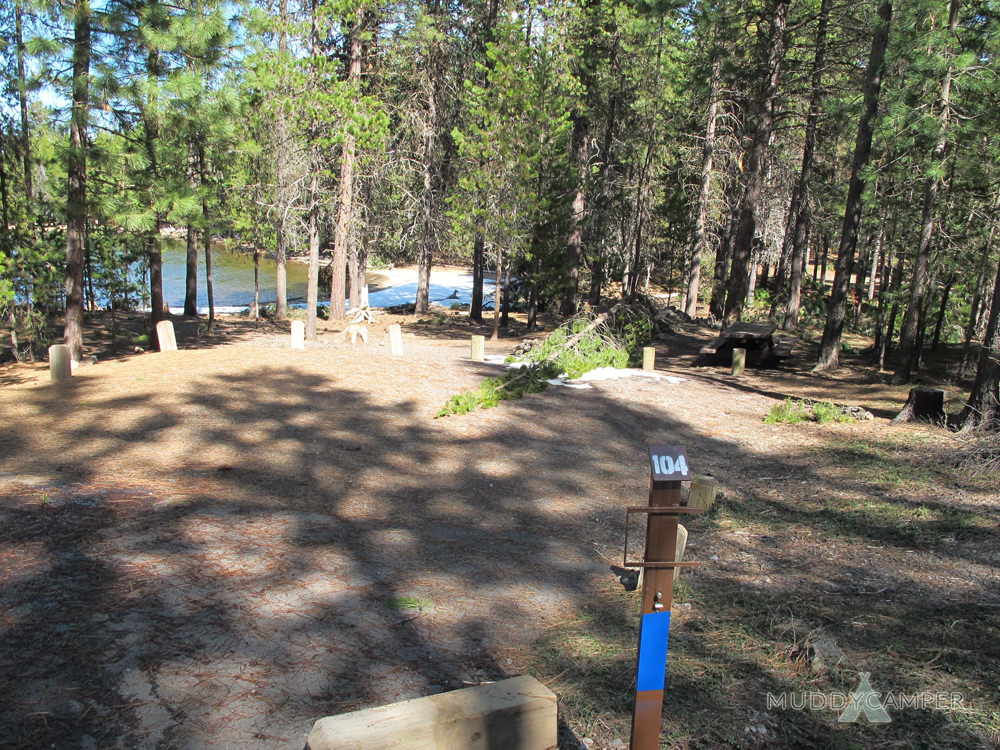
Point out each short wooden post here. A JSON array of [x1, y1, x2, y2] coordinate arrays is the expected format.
[[673, 524, 688, 582], [471, 335, 485, 362], [687, 475, 718, 511], [155, 320, 178, 352], [291, 320, 305, 349], [49, 344, 72, 383], [389, 324, 403, 356], [642, 346, 655, 371], [731, 347, 746, 376]]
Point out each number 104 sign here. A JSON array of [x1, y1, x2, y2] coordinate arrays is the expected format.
[[648, 445, 690, 481]]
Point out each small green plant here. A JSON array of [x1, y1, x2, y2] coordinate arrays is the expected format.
[[389, 596, 430, 611], [437, 363, 561, 417], [765, 398, 811, 424], [813, 401, 855, 424]]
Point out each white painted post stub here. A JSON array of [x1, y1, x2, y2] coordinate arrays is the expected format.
[[471, 335, 485, 362], [389, 324, 403, 356], [731, 348, 746, 376], [156, 320, 178, 352], [642, 346, 655, 371], [49, 344, 72, 383], [291, 320, 305, 349], [688, 475, 718, 511]]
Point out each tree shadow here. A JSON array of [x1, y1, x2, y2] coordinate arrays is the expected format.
[[0, 359, 995, 749]]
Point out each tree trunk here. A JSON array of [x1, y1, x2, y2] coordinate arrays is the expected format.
[[15, 2, 33, 208], [331, 12, 366, 319], [561, 115, 588, 316], [893, 0, 960, 384], [709, 174, 741, 320], [62, 0, 90, 362], [415, 4, 441, 315], [198, 144, 214, 333], [0, 129, 10, 231], [275, 218, 288, 320], [491, 247, 502, 340], [724, 0, 789, 325], [273, 0, 291, 322], [306, 165, 320, 341], [471, 233, 485, 322], [184, 139, 198, 316], [780, 0, 829, 331], [685, 55, 721, 319], [931, 274, 953, 351], [814, 0, 892, 371], [960, 255, 1000, 429]]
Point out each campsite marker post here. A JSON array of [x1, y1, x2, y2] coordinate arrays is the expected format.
[[627, 445, 702, 750]]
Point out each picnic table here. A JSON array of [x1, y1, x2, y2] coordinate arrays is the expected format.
[[700, 322, 793, 365]]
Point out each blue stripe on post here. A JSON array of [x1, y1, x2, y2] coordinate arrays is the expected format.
[[636, 611, 671, 692]]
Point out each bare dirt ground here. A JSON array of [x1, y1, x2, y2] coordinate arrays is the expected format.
[[1, 306, 998, 749]]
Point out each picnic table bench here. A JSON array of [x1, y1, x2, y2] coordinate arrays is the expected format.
[[699, 322, 793, 365]]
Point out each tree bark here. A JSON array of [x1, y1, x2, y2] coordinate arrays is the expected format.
[[15, 2, 33, 208], [62, 0, 90, 362], [471, 233, 485, 321], [306, 165, 320, 340], [723, 0, 789, 325], [960, 253, 1000, 429], [708, 172, 741, 320], [184, 141, 199, 316], [415, 2, 441, 315], [561, 114, 588, 315], [779, 0, 829, 329], [814, 0, 892, 371], [273, 0, 291, 321], [331, 11, 366, 319], [892, 0, 960, 383], [685, 55, 721, 318]]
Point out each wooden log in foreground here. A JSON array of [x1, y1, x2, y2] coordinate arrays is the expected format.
[[307, 675, 557, 750], [890, 387, 946, 425]]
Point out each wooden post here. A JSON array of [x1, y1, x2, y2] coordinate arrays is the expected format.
[[687, 475, 718, 511], [49, 344, 72, 383], [630, 446, 694, 750], [731, 347, 746, 376], [291, 320, 305, 349], [308, 675, 557, 750], [642, 346, 655, 371], [471, 335, 485, 362], [673, 524, 688, 583], [155, 320, 177, 352], [389, 324, 403, 356]]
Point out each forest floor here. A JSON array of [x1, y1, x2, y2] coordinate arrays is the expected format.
[[1, 296, 998, 749]]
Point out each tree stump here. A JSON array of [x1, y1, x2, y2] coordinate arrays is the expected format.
[[890, 387, 945, 425]]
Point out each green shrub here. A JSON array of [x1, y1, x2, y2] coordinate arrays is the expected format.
[[813, 401, 856, 424], [765, 398, 811, 424], [766, 398, 857, 425], [437, 362, 562, 417]]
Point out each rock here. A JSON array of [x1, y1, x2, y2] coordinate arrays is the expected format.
[[845, 405, 874, 420], [808, 635, 845, 673]]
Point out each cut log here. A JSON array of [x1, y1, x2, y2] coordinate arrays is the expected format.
[[307, 675, 557, 750], [890, 387, 945, 425]]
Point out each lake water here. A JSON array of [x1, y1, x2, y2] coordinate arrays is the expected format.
[[161, 239, 310, 312]]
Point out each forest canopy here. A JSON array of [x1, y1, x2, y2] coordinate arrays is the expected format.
[[1, 0, 999, 425]]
